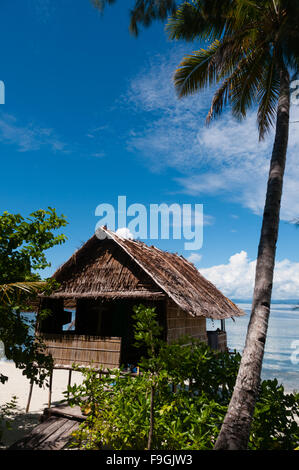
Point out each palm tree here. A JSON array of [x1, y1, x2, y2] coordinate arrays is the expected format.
[[167, 0, 299, 449]]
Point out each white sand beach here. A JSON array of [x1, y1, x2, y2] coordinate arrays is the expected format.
[[0, 361, 84, 449]]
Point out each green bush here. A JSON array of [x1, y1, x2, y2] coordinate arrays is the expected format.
[[67, 368, 227, 450], [249, 379, 299, 450], [66, 305, 299, 450], [0, 396, 18, 445]]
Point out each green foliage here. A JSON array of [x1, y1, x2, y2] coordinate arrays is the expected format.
[[0, 305, 54, 386], [0, 396, 18, 444], [132, 304, 163, 371], [249, 379, 299, 450], [157, 339, 242, 406], [0, 207, 67, 282], [67, 368, 226, 450], [66, 305, 299, 450], [0, 208, 67, 385]]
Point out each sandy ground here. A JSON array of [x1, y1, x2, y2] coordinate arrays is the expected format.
[[0, 361, 84, 449]]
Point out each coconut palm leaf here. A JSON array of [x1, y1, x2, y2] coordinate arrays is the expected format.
[[174, 36, 248, 98], [0, 281, 47, 305], [174, 41, 223, 98], [230, 45, 269, 121], [167, 0, 235, 42], [257, 55, 280, 139]]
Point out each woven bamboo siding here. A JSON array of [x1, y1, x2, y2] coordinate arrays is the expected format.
[[166, 299, 208, 343], [39, 333, 121, 369]]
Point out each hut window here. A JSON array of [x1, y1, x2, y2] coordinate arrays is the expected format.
[[39, 299, 71, 334], [63, 310, 76, 331]]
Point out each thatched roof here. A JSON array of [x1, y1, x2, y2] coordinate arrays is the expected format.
[[44, 227, 245, 320]]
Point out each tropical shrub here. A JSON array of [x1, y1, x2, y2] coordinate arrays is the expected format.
[[0, 396, 18, 445], [66, 305, 299, 450], [249, 379, 299, 450], [0, 208, 67, 385]]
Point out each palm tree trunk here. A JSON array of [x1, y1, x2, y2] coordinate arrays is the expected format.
[[214, 66, 290, 450]]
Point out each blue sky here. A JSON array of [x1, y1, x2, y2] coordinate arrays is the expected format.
[[1, 0, 299, 300]]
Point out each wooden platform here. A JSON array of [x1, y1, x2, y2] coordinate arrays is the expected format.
[[10, 403, 86, 450]]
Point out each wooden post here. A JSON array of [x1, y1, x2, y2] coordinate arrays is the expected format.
[[67, 369, 72, 399], [26, 380, 34, 413], [48, 370, 53, 409]]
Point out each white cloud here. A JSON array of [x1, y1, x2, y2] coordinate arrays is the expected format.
[[125, 48, 299, 220], [176, 108, 299, 220], [0, 113, 67, 153], [187, 253, 202, 265], [200, 251, 299, 300], [116, 227, 134, 239], [125, 47, 214, 173]]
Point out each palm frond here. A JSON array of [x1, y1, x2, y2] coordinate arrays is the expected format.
[[129, 0, 177, 36], [174, 36, 247, 98], [257, 54, 280, 140], [0, 281, 47, 305], [174, 42, 222, 98], [166, 1, 216, 42], [206, 75, 237, 124], [230, 45, 268, 121], [167, 0, 236, 43], [206, 77, 232, 124], [206, 50, 259, 123], [91, 0, 116, 13]]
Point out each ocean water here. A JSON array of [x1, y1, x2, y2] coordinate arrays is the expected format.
[[223, 302, 299, 392]]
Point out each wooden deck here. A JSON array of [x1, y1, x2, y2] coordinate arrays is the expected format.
[[10, 403, 86, 450]]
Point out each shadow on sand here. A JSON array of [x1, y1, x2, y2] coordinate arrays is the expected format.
[[0, 399, 67, 449]]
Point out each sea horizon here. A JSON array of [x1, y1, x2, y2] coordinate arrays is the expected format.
[[224, 301, 299, 393]]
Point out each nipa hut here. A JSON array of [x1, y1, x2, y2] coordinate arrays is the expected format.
[[37, 227, 245, 371]]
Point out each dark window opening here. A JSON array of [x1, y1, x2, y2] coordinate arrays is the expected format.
[[39, 297, 166, 368]]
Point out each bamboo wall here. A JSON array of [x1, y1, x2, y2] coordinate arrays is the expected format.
[[39, 333, 121, 369], [166, 299, 208, 344]]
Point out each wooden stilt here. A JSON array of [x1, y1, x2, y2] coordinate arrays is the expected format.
[[67, 369, 72, 399], [48, 370, 53, 409], [26, 380, 34, 413]]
